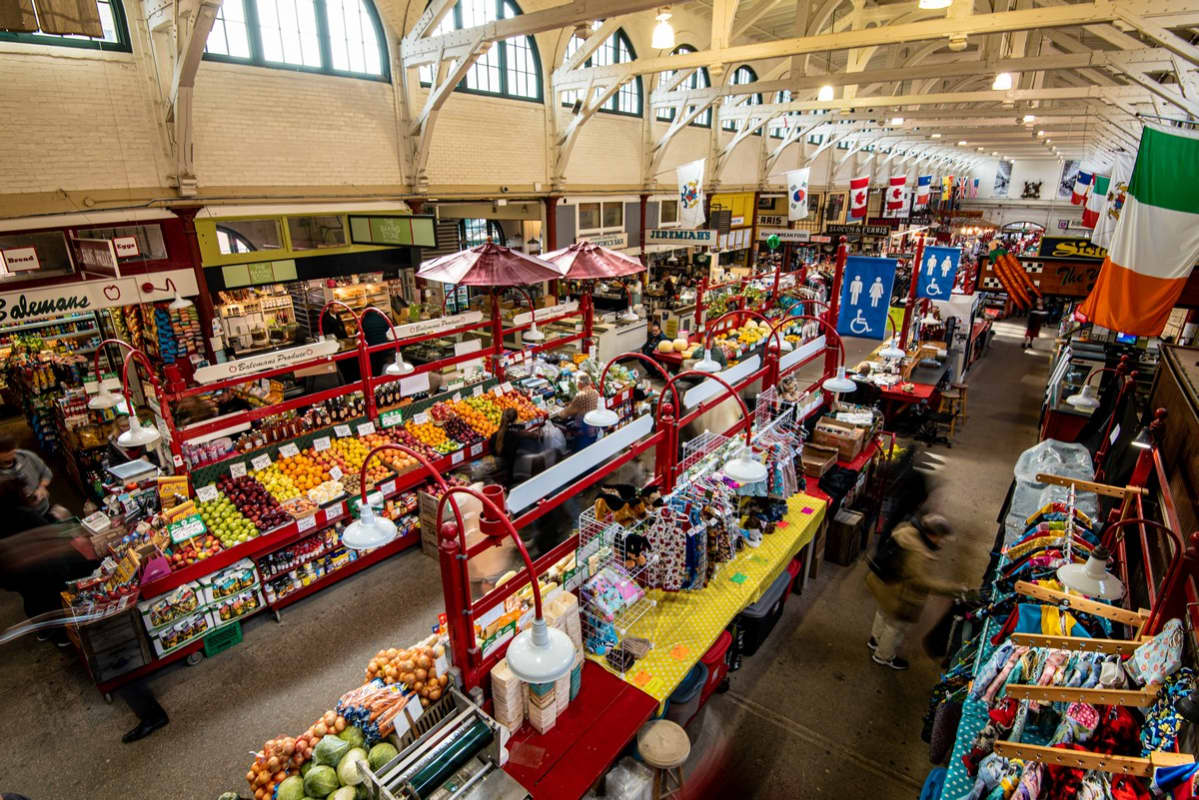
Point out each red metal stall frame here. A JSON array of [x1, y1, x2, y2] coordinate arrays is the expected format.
[[435, 325, 846, 691]]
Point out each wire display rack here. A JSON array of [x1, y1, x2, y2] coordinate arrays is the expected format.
[[577, 504, 659, 665], [678, 429, 735, 479]]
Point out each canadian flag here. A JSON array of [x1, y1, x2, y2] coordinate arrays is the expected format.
[[886, 175, 907, 211], [849, 175, 870, 219]]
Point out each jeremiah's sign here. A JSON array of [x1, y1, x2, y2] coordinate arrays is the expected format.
[[645, 228, 716, 245]]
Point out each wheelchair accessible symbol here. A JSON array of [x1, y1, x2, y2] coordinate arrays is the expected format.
[[850, 309, 871, 334]]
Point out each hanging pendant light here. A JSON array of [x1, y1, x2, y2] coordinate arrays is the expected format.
[[723, 445, 768, 484], [694, 349, 721, 373], [169, 292, 194, 310], [817, 84, 835, 102], [342, 502, 398, 550], [652, 7, 675, 50], [1065, 384, 1100, 410], [918, 0, 952, 8], [88, 383, 123, 410], [523, 320, 546, 341], [879, 338, 905, 361], [822, 365, 857, 393], [583, 406, 620, 428], [992, 72, 1013, 91], [506, 617, 577, 683], [382, 352, 415, 376], [1056, 545, 1125, 600], [117, 415, 161, 448]]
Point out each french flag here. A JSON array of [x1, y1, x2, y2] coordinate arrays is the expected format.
[[914, 175, 931, 208], [886, 175, 907, 210], [1072, 169, 1093, 205]]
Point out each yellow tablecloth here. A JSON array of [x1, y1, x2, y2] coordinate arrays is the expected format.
[[587, 492, 827, 702]]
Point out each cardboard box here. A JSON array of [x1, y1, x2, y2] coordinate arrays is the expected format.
[[825, 509, 864, 566], [806, 520, 828, 580], [812, 417, 866, 461], [801, 443, 838, 477]]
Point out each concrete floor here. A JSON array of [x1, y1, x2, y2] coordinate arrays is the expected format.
[[0, 320, 1050, 799]]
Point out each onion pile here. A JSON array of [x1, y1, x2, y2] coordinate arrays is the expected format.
[[365, 644, 450, 707]]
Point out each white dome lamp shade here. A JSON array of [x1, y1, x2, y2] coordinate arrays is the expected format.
[[724, 447, 768, 484], [168, 292, 194, 311], [117, 415, 161, 448], [822, 366, 857, 394], [88, 383, 123, 410], [1056, 545, 1125, 600], [506, 617, 576, 683], [620, 306, 640, 322], [694, 349, 722, 373], [1065, 384, 1100, 410], [342, 502, 398, 550], [584, 405, 620, 428], [523, 320, 546, 342], [383, 352, 415, 376], [879, 338, 906, 361]]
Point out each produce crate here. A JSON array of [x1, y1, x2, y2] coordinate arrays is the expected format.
[[812, 417, 866, 461], [801, 444, 838, 477], [824, 509, 864, 566], [203, 620, 243, 658]]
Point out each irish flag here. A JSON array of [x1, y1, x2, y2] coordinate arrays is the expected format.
[[1079, 125, 1199, 335]]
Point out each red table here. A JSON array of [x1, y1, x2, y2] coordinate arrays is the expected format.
[[878, 380, 938, 426], [503, 662, 658, 798]]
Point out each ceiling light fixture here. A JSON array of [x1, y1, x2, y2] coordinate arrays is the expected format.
[[890, 116, 904, 125], [1023, 114, 1036, 123], [918, 0, 952, 8], [1037, 130, 1046, 136], [992, 72, 1013, 90], [822, 366, 857, 394], [931, 133, 942, 139], [818, 84, 835, 102], [957, 140, 967, 145], [992, 151, 999, 156], [651, 7, 675, 50]]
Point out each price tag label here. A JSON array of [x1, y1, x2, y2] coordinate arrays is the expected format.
[[414, 412, 429, 425], [313, 436, 331, 452], [470, 443, 483, 457], [297, 515, 317, 533], [230, 462, 247, 479], [324, 501, 346, 524], [452, 392, 461, 402], [380, 479, 396, 495], [379, 409, 403, 429], [168, 513, 207, 544], [334, 424, 352, 438], [329, 465, 343, 480], [501, 381, 513, 393], [451, 450, 463, 465], [472, 385, 483, 396], [250, 454, 272, 471], [278, 443, 300, 458], [492, 386, 503, 397], [196, 484, 219, 503], [357, 421, 376, 436]]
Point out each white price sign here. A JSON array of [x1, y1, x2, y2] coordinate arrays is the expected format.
[[492, 386, 503, 397], [501, 382, 513, 393], [329, 465, 343, 480], [313, 436, 331, 452], [278, 443, 300, 458], [451, 450, 463, 465], [473, 385, 483, 397], [414, 412, 429, 425], [297, 515, 317, 533], [250, 454, 272, 471], [334, 425, 352, 438], [230, 462, 247, 478], [470, 443, 483, 457], [380, 479, 396, 495], [196, 484, 219, 502], [452, 393, 461, 402], [357, 422, 376, 436]]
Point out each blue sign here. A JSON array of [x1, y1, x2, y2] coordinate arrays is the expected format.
[[917, 245, 961, 300], [836, 256, 897, 339]]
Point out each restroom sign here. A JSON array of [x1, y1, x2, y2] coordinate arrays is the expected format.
[[836, 255, 897, 339]]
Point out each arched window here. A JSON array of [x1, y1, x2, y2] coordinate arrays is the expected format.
[[0, 0, 130, 51], [561, 23, 642, 116], [205, 0, 389, 80], [418, 0, 541, 101], [655, 45, 711, 127], [460, 219, 505, 247], [807, 108, 830, 145], [769, 90, 794, 139], [721, 65, 762, 134]]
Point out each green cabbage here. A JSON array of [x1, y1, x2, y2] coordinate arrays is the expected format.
[[302, 764, 339, 798], [355, 785, 368, 800], [338, 726, 366, 750], [276, 775, 305, 800], [299, 761, 314, 777], [337, 747, 368, 786], [368, 742, 398, 772], [328, 788, 357, 800], [313, 734, 351, 767]]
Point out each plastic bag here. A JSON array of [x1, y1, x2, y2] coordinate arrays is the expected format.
[[604, 756, 654, 800], [1013, 439, 1094, 484]]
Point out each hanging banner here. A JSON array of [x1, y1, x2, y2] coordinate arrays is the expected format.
[[784, 167, 810, 221], [386, 310, 484, 340], [0, 247, 39, 273], [885, 175, 907, 214], [192, 339, 341, 384], [849, 175, 870, 219], [836, 255, 897, 339], [677, 158, 707, 228], [916, 245, 961, 300], [1091, 153, 1133, 250], [914, 176, 932, 209], [69, 237, 120, 278]]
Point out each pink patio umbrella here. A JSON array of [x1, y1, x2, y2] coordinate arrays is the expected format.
[[417, 240, 566, 286], [540, 239, 646, 280]]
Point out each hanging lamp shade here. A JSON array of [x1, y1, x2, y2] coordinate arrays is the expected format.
[[88, 384, 123, 410], [417, 241, 566, 286], [724, 449, 767, 484], [342, 503, 398, 550], [880, 338, 906, 360], [540, 240, 646, 280], [506, 618, 576, 683], [584, 407, 620, 428], [1056, 545, 1124, 600], [694, 349, 721, 373], [117, 415, 161, 448], [1065, 384, 1100, 410], [822, 366, 857, 393]]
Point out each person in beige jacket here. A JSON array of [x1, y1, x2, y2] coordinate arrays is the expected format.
[[865, 513, 968, 670]]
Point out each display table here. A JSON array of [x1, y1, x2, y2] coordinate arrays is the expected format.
[[589, 493, 826, 701], [502, 492, 826, 799]]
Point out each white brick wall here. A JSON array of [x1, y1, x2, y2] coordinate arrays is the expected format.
[[420, 90, 547, 187], [0, 48, 167, 194]]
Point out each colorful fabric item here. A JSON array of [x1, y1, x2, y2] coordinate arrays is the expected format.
[[972, 642, 1016, 701], [1109, 774, 1150, 800], [1128, 618, 1184, 686], [1140, 667, 1196, 756], [1012, 760, 1042, 800], [1150, 763, 1199, 795], [1049, 702, 1100, 746], [959, 753, 1007, 800], [1078, 124, 1199, 335], [983, 647, 1030, 705], [1091, 705, 1141, 756]]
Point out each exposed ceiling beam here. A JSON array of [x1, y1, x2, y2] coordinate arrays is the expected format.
[[650, 48, 1171, 105], [556, 2, 1140, 88]]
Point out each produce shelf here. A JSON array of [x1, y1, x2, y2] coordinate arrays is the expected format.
[[268, 530, 419, 612]]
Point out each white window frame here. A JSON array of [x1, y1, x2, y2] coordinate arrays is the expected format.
[[576, 201, 625, 235], [656, 197, 680, 228]]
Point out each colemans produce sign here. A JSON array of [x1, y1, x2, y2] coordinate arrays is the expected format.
[[0, 269, 201, 325]]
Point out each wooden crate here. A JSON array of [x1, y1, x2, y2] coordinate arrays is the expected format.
[[812, 418, 866, 461], [801, 444, 838, 477]]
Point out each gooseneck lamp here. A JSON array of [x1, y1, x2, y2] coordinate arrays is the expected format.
[[117, 350, 163, 448], [659, 369, 767, 485], [89, 338, 136, 410]]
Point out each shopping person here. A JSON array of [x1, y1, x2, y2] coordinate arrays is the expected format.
[[0, 434, 53, 517], [865, 513, 969, 670]]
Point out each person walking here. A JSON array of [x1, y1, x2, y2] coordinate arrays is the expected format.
[[0, 435, 53, 518], [865, 513, 969, 670]]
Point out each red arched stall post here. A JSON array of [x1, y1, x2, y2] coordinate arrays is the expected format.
[[898, 234, 927, 350], [700, 309, 787, 389], [825, 236, 848, 377], [656, 368, 756, 490]]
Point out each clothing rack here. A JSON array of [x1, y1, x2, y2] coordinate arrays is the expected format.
[[1014, 580, 1149, 629], [993, 741, 1193, 776], [1032, 472, 1145, 500], [1004, 683, 1160, 707], [1009, 632, 1145, 656]]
